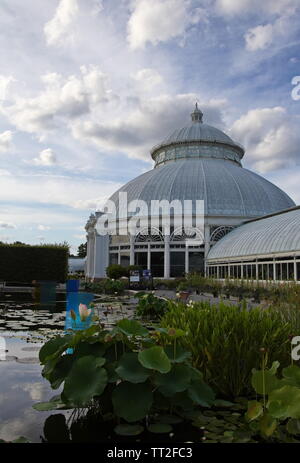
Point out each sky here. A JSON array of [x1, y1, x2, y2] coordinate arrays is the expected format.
[[0, 0, 299, 254]]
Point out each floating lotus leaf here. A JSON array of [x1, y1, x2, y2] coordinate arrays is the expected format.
[[114, 424, 144, 436], [116, 353, 150, 383], [158, 414, 182, 424], [112, 381, 153, 423], [138, 346, 171, 373], [62, 355, 107, 406], [148, 423, 172, 434]]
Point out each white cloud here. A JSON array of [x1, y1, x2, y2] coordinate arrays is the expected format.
[[245, 24, 274, 52], [0, 130, 13, 153], [44, 0, 79, 46], [37, 224, 51, 231], [216, 0, 299, 15], [0, 222, 16, 229], [132, 68, 163, 91], [0, 75, 15, 101], [32, 148, 57, 166], [0, 169, 11, 176], [72, 94, 227, 160], [0, 174, 121, 211], [230, 107, 300, 172], [3, 66, 114, 137], [127, 0, 203, 49], [245, 15, 291, 51]]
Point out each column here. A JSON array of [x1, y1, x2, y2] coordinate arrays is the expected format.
[[164, 235, 170, 279], [147, 243, 151, 270], [204, 223, 210, 277], [273, 260, 276, 281], [294, 257, 297, 282], [185, 246, 189, 275], [118, 247, 121, 265], [89, 232, 95, 279], [130, 234, 135, 266], [93, 233, 109, 278]]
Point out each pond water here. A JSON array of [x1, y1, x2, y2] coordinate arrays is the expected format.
[[0, 291, 136, 443]]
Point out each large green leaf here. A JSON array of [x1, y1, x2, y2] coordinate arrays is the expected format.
[[268, 385, 300, 419], [117, 319, 148, 337], [188, 380, 215, 407], [74, 341, 105, 358], [39, 335, 72, 363], [112, 382, 153, 422], [154, 364, 192, 396], [116, 353, 150, 383], [62, 355, 107, 406], [164, 345, 191, 363], [282, 365, 300, 387], [259, 412, 277, 437], [245, 401, 263, 422], [138, 346, 171, 373], [251, 369, 282, 395], [286, 418, 300, 435], [46, 354, 74, 389]]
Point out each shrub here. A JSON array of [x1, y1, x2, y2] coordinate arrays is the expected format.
[[161, 300, 292, 398], [0, 243, 68, 283], [106, 265, 127, 280], [135, 293, 169, 319], [34, 319, 217, 437]]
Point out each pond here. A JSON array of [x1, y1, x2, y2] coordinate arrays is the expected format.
[[0, 291, 136, 443]]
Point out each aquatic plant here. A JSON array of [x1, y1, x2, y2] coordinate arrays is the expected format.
[[161, 300, 292, 397], [34, 319, 217, 437]]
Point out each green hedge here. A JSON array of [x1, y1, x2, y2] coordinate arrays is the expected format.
[[0, 244, 68, 283]]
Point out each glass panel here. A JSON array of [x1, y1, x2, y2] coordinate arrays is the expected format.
[[170, 252, 185, 278]]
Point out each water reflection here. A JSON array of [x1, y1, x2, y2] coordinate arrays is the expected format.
[[0, 357, 69, 442]]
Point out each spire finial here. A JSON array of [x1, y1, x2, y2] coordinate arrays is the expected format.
[[191, 102, 203, 123]]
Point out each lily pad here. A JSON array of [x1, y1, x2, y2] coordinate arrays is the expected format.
[[148, 423, 173, 434], [114, 424, 144, 436]]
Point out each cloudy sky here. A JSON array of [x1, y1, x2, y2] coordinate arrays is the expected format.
[[0, 0, 299, 253]]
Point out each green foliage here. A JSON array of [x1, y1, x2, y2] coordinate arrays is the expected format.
[[77, 242, 87, 258], [85, 279, 126, 295], [245, 361, 300, 441], [35, 319, 216, 434], [106, 264, 128, 280], [0, 243, 68, 282], [135, 292, 168, 319], [161, 300, 292, 397]]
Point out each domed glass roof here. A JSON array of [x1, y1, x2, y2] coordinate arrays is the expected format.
[[110, 158, 295, 218], [109, 105, 295, 220], [150, 104, 244, 167]]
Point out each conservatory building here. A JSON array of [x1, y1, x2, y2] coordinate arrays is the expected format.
[[85, 104, 295, 279]]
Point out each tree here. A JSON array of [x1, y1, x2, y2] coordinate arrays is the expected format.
[[77, 242, 87, 258]]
